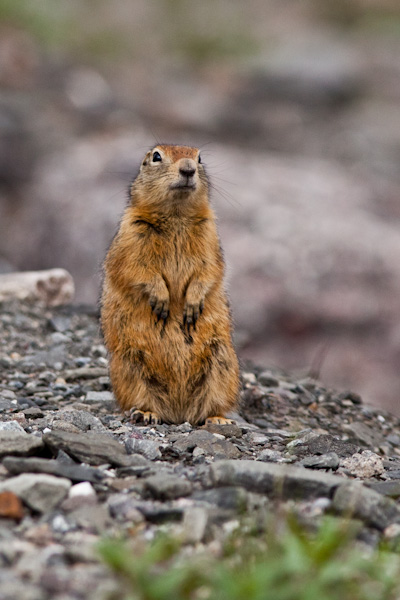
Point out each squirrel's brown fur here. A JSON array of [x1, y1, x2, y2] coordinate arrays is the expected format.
[[101, 144, 239, 425]]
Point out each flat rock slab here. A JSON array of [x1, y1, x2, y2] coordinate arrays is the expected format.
[[300, 452, 340, 470], [63, 367, 108, 381], [3, 456, 106, 483], [366, 481, 400, 498], [0, 473, 71, 513], [202, 424, 243, 438], [0, 432, 44, 458], [125, 438, 162, 461], [292, 434, 360, 458], [193, 486, 248, 511], [210, 460, 343, 500], [43, 430, 133, 467], [50, 409, 106, 433], [84, 391, 115, 407], [345, 422, 385, 449], [173, 430, 240, 459], [332, 482, 400, 531], [144, 473, 192, 501]]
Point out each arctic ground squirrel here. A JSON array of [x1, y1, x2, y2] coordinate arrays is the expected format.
[[101, 144, 239, 425]]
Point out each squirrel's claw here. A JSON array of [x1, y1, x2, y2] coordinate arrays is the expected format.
[[129, 408, 163, 425], [183, 302, 202, 333], [149, 297, 169, 324]]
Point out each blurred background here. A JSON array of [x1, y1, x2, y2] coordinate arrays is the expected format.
[[0, 0, 400, 412]]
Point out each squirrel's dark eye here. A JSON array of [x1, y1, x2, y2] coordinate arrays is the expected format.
[[198, 154, 202, 164], [152, 151, 162, 163]]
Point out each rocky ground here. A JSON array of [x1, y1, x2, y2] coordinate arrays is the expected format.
[[1, 2, 400, 413], [1, 301, 400, 598]]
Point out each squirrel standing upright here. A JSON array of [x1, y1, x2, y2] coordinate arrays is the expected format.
[[101, 144, 239, 425]]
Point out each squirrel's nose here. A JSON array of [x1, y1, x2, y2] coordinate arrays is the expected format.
[[179, 159, 196, 178], [179, 166, 195, 177]]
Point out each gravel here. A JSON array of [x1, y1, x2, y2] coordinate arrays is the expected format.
[[1, 299, 400, 598]]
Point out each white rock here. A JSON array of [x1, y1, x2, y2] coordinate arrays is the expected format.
[[0, 421, 25, 433], [0, 474, 71, 513], [69, 481, 96, 498], [242, 372, 257, 385], [340, 450, 384, 478], [0, 269, 74, 306]]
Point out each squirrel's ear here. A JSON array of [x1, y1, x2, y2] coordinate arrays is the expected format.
[[141, 151, 151, 169]]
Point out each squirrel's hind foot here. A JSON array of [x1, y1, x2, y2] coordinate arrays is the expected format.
[[205, 416, 235, 425], [129, 408, 163, 425]]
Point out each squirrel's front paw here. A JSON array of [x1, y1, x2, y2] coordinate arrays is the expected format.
[[149, 294, 169, 323], [147, 277, 170, 324], [183, 299, 204, 332]]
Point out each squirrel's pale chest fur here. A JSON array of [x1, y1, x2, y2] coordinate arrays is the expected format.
[[101, 144, 239, 425]]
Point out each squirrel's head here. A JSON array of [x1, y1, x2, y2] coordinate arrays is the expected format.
[[135, 145, 208, 205]]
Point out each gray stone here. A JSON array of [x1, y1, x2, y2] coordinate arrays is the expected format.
[[107, 494, 145, 523], [61, 492, 97, 513], [50, 332, 70, 345], [286, 432, 327, 452], [0, 389, 17, 401], [63, 367, 108, 381], [332, 482, 400, 530], [133, 500, 184, 523], [43, 430, 133, 467], [3, 456, 106, 483], [173, 430, 240, 460], [67, 504, 111, 533], [210, 460, 343, 499], [345, 422, 385, 449], [258, 449, 283, 463], [193, 486, 248, 511], [0, 421, 25, 433], [205, 437, 241, 460], [38, 371, 56, 383], [84, 391, 115, 407], [246, 432, 270, 445], [202, 423, 243, 438], [340, 451, 384, 478], [0, 575, 43, 600], [292, 434, 359, 458], [144, 473, 192, 500], [0, 400, 14, 412], [300, 452, 340, 470], [0, 474, 71, 513], [0, 431, 43, 457], [50, 409, 106, 432], [27, 345, 68, 368], [125, 437, 162, 460], [48, 316, 72, 333], [23, 407, 44, 419], [386, 470, 400, 480], [116, 453, 151, 476], [387, 434, 400, 446], [257, 370, 280, 387], [181, 507, 209, 544], [366, 481, 400, 498], [173, 430, 216, 453], [62, 531, 99, 564]]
